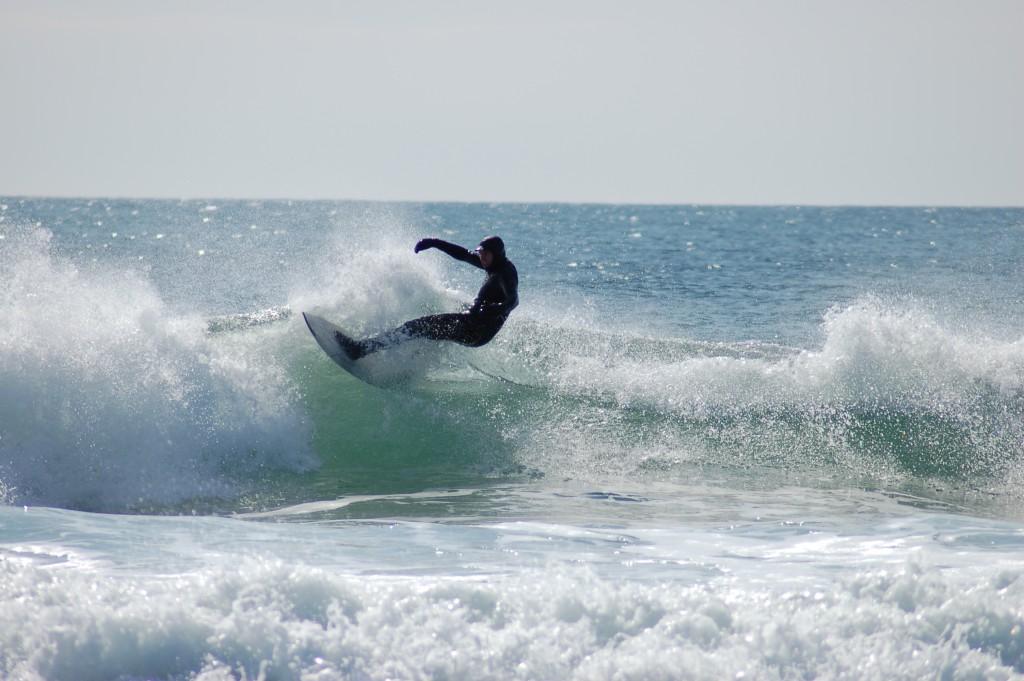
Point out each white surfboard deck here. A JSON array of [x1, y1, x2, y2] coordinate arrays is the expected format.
[[302, 312, 378, 385]]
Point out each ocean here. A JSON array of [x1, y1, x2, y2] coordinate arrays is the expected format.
[[1, 197, 1023, 680]]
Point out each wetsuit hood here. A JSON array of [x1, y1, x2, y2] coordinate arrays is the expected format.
[[477, 235, 507, 270]]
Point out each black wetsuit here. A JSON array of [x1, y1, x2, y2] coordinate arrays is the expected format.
[[345, 238, 518, 358]]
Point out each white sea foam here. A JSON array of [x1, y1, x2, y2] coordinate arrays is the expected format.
[[481, 298, 1024, 485], [0, 227, 315, 510], [534, 297, 1024, 415], [0, 556, 1021, 680]]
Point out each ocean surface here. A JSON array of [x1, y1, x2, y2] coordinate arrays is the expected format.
[[2, 197, 1024, 680]]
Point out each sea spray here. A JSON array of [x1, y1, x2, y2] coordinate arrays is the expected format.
[[0, 226, 315, 511], [288, 203, 463, 336], [476, 298, 1024, 487]]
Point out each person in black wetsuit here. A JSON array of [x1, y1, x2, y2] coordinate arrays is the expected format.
[[336, 235, 518, 359]]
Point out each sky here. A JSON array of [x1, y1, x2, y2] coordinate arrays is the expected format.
[[1, 1, 1022, 206]]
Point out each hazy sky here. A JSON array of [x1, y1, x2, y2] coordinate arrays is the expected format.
[[2, 1, 1022, 205]]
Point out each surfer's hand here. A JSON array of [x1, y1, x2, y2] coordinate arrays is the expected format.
[[414, 238, 437, 253]]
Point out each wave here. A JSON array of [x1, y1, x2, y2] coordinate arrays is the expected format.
[[466, 297, 1024, 490], [0, 227, 315, 511], [3, 224, 1023, 513]]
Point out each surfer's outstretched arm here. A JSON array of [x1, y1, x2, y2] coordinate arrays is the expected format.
[[414, 238, 484, 269]]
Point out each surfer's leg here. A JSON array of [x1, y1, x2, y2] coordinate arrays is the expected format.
[[333, 330, 368, 360], [355, 313, 506, 357], [403, 313, 510, 347], [357, 313, 466, 356], [401, 313, 468, 341]]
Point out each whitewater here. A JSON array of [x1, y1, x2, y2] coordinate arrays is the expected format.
[[2, 198, 1023, 680]]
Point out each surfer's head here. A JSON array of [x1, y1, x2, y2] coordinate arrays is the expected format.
[[475, 235, 505, 269]]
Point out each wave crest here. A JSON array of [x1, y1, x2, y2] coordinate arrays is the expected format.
[[0, 226, 315, 511], [476, 298, 1024, 486]]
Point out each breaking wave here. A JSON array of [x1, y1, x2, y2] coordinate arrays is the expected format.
[[3, 223, 1023, 513]]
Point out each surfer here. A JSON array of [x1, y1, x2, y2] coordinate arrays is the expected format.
[[335, 236, 518, 359]]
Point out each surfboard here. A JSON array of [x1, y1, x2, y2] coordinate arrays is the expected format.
[[302, 312, 372, 384], [303, 311, 513, 389]]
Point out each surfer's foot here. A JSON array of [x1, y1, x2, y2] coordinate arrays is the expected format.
[[335, 331, 366, 360]]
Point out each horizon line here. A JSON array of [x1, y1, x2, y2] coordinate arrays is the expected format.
[[2, 192, 1022, 211]]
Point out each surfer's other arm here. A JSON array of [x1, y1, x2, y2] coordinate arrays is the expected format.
[[414, 238, 483, 269]]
